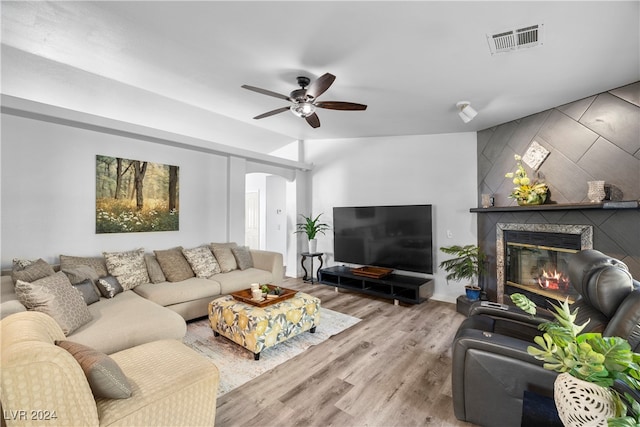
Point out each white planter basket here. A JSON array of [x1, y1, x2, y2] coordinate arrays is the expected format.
[[554, 372, 617, 427], [308, 239, 317, 254]]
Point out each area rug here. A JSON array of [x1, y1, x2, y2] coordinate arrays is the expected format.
[[183, 307, 361, 396]]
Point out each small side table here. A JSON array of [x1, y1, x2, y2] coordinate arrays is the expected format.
[[301, 252, 324, 284]]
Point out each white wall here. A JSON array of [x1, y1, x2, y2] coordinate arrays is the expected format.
[[1, 113, 229, 268], [265, 175, 287, 256], [305, 133, 478, 303]]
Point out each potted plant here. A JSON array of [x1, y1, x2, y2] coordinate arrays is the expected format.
[[505, 154, 549, 205], [439, 244, 486, 301], [294, 213, 330, 253], [510, 293, 640, 426]]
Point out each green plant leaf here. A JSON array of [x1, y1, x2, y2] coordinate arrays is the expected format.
[[510, 293, 537, 315]]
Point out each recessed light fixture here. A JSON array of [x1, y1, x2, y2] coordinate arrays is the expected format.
[[456, 101, 478, 123]]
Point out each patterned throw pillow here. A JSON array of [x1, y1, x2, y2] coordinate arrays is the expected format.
[[15, 271, 92, 335], [56, 340, 132, 399], [154, 247, 195, 282], [11, 258, 55, 284], [210, 243, 238, 273], [231, 246, 254, 270], [12, 258, 37, 270], [60, 255, 109, 277], [103, 248, 150, 290], [144, 254, 166, 284], [96, 276, 124, 298], [182, 246, 221, 278]]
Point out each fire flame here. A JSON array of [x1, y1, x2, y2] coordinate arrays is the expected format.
[[537, 269, 570, 291]]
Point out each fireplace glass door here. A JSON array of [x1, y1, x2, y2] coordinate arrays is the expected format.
[[505, 231, 581, 303]]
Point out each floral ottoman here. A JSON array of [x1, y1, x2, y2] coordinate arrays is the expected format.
[[208, 293, 321, 360]]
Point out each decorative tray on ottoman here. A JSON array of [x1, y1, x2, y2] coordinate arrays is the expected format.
[[231, 285, 298, 307]]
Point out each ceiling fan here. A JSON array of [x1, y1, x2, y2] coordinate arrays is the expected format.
[[241, 73, 367, 128]]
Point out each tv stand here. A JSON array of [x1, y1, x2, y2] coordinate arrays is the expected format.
[[318, 265, 434, 305]]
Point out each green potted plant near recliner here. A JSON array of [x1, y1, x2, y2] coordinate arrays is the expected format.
[[294, 213, 330, 254], [510, 293, 640, 426], [439, 244, 486, 301]]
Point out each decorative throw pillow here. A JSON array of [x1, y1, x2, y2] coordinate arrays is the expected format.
[[231, 246, 254, 271], [96, 276, 124, 299], [62, 265, 99, 285], [182, 246, 221, 278], [144, 254, 166, 284], [12, 258, 37, 270], [15, 271, 92, 335], [55, 340, 132, 399], [154, 247, 195, 282], [60, 255, 109, 277], [103, 248, 150, 290], [11, 258, 55, 284], [73, 279, 101, 305], [211, 245, 238, 273]]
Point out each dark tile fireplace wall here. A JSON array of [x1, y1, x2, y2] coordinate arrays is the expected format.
[[476, 82, 640, 302]]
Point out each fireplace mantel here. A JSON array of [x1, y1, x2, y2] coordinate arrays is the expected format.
[[470, 200, 639, 213]]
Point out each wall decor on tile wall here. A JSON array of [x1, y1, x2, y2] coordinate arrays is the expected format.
[[95, 155, 179, 233], [521, 140, 550, 170]]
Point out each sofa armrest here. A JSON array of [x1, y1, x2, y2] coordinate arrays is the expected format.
[[250, 250, 283, 286], [469, 302, 555, 326], [452, 327, 557, 426]]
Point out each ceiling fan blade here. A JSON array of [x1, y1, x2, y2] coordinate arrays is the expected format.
[[241, 85, 291, 101], [316, 101, 367, 111], [305, 73, 336, 99], [253, 106, 290, 120], [305, 113, 320, 128]]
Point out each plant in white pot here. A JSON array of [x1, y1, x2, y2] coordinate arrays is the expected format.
[[294, 213, 330, 254], [510, 293, 640, 427], [439, 244, 486, 301]]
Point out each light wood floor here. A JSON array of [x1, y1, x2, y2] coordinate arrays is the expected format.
[[215, 277, 477, 427]]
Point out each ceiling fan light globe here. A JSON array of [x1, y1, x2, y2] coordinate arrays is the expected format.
[[290, 102, 316, 118]]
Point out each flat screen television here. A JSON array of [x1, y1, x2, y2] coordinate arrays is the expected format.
[[333, 204, 433, 274]]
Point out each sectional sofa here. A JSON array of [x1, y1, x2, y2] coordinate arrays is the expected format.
[[1, 243, 284, 426], [0, 243, 284, 354]]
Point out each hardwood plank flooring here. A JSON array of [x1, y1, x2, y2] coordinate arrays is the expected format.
[[215, 277, 477, 427]]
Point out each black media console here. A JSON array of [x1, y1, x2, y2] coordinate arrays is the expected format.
[[318, 265, 434, 305]]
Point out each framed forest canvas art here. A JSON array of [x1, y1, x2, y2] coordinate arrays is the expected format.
[[96, 155, 179, 233]]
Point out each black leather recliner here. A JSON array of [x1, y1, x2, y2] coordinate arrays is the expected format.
[[451, 249, 640, 427]]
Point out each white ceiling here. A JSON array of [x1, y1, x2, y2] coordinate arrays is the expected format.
[[2, 1, 639, 155]]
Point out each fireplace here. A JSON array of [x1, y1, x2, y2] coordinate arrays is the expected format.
[[496, 223, 593, 306]]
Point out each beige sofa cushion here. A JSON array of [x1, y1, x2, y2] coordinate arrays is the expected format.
[[133, 278, 222, 307], [98, 339, 219, 426], [69, 291, 186, 355], [211, 268, 274, 294]]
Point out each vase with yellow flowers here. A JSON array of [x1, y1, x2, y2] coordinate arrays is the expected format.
[[505, 154, 549, 205]]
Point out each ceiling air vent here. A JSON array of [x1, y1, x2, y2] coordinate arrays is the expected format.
[[487, 24, 544, 54]]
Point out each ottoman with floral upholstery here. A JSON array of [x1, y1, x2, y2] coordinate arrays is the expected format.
[[207, 292, 320, 360]]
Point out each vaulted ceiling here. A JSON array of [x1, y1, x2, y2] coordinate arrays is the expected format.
[[2, 1, 639, 155]]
